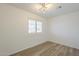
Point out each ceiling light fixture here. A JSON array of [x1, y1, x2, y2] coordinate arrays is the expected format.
[[39, 3, 61, 14], [39, 3, 50, 13]]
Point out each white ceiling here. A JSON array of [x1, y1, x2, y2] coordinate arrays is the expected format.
[[8, 3, 79, 18]]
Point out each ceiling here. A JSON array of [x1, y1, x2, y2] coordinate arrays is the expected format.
[[8, 3, 79, 18]]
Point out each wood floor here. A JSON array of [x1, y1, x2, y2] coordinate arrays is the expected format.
[[12, 41, 79, 56]]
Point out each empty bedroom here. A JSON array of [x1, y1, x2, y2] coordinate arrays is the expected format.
[[0, 3, 79, 56]]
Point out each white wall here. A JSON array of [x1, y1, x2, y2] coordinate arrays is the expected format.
[[0, 4, 48, 56], [49, 11, 79, 49]]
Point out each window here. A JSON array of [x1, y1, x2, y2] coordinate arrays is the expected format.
[[28, 20, 36, 33], [37, 21, 42, 32], [28, 20, 42, 33]]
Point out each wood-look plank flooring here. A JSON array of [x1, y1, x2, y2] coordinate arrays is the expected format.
[[11, 41, 79, 56]]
